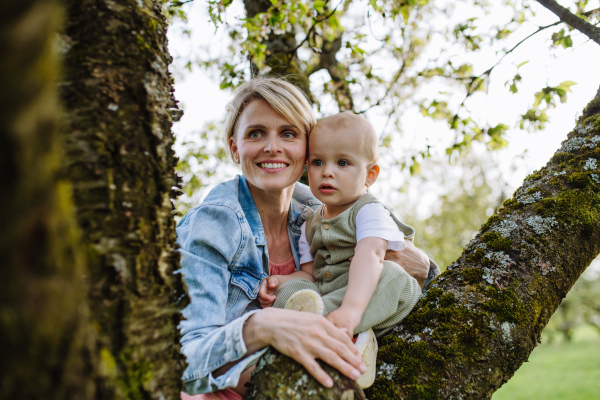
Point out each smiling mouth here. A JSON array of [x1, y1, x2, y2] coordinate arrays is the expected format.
[[258, 162, 288, 169]]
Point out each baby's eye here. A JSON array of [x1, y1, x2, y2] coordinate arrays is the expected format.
[[337, 160, 349, 167], [312, 159, 323, 167]]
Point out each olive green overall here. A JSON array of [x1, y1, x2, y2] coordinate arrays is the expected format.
[[273, 194, 422, 337]]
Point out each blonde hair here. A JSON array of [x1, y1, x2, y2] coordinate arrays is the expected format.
[[224, 77, 316, 162], [315, 111, 379, 166]]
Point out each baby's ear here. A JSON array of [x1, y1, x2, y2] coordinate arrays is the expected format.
[[365, 164, 380, 187]]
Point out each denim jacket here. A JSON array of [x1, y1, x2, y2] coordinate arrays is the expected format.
[[176, 175, 440, 394], [176, 175, 320, 394]]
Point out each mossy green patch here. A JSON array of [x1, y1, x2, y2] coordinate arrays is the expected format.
[[481, 214, 502, 232], [566, 172, 592, 189], [367, 337, 445, 400], [482, 286, 527, 324], [118, 349, 154, 400], [461, 267, 484, 284], [481, 231, 513, 252], [551, 152, 575, 164], [526, 171, 542, 181], [466, 248, 485, 263], [536, 188, 600, 236]]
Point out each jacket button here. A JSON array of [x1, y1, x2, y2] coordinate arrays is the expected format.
[[324, 224, 329, 230], [324, 272, 331, 278], [328, 245, 334, 250]]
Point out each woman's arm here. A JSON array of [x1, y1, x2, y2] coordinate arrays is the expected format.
[[384, 240, 430, 288]]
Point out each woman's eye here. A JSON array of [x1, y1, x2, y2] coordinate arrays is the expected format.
[[338, 160, 349, 166], [248, 131, 261, 139], [282, 131, 296, 139]]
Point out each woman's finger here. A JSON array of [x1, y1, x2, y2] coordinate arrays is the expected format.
[[323, 319, 361, 357], [313, 346, 362, 382], [296, 354, 333, 388]]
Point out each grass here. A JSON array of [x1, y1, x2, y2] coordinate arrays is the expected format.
[[493, 327, 600, 400]]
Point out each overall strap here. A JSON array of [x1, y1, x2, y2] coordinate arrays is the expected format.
[[349, 193, 416, 242], [305, 204, 324, 245]]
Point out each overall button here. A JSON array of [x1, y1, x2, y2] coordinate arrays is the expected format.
[[328, 245, 335, 250], [324, 272, 331, 279], [323, 224, 329, 230]]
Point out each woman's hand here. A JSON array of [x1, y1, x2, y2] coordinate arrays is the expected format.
[[243, 307, 366, 388], [258, 276, 280, 308], [384, 241, 430, 289]]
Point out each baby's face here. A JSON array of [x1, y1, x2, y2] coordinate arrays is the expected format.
[[307, 124, 373, 209]]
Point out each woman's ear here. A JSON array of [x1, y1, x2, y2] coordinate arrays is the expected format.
[[229, 137, 239, 164], [365, 164, 380, 187]]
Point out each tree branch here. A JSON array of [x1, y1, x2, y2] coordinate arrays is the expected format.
[[248, 90, 600, 399], [537, 0, 600, 44]]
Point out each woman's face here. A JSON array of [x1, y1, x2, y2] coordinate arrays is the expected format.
[[230, 99, 307, 193]]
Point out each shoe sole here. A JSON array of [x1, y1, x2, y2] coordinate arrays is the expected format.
[[354, 328, 377, 389], [284, 289, 324, 315]]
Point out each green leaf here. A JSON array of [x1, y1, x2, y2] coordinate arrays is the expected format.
[[517, 61, 529, 69], [557, 81, 577, 92]]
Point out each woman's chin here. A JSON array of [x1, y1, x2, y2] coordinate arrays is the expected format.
[[245, 169, 302, 192]]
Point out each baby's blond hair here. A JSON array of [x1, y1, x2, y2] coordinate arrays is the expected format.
[[314, 111, 379, 166]]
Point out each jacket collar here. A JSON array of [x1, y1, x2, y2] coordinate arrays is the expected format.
[[238, 176, 267, 246]]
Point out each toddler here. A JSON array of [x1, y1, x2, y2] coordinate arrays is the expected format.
[[258, 112, 422, 388]]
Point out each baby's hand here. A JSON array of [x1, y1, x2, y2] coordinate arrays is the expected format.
[[325, 307, 362, 339], [258, 276, 280, 308]]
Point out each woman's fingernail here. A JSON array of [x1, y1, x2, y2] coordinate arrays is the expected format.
[[359, 364, 367, 373], [325, 378, 333, 387], [352, 369, 361, 379]]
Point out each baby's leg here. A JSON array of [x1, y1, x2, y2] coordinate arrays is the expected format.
[[359, 260, 421, 336], [272, 279, 320, 310]]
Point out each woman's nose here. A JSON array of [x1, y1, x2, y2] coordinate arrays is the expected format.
[[264, 134, 282, 153]]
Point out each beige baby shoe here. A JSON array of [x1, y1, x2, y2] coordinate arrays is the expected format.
[[284, 289, 325, 315], [353, 328, 377, 388]]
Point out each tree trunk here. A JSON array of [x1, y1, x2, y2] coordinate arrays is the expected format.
[[247, 90, 600, 399], [59, 0, 186, 398], [0, 1, 95, 399]]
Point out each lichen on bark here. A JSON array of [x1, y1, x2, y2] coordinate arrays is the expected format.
[[247, 90, 600, 399]]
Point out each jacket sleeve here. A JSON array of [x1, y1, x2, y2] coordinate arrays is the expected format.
[[176, 204, 266, 394]]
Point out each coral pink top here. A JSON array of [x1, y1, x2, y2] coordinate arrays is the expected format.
[[181, 258, 296, 400], [269, 257, 296, 276]]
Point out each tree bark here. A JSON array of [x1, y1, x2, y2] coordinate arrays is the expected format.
[[247, 90, 600, 399], [0, 1, 96, 399], [59, 0, 186, 398]]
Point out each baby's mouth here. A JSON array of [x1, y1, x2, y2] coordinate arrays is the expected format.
[[319, 184, 336, 190], [258, 162, 288, 169]]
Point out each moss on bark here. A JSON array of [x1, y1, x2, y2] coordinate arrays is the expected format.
[[59, 0, 187, 398]]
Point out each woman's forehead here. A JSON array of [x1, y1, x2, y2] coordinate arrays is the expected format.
[[237, 99, 300, 130]]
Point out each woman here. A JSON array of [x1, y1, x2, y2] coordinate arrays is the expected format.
[[177, 77, 436, 399]]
